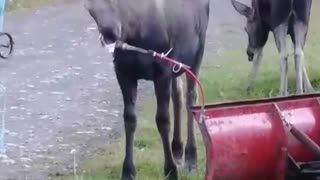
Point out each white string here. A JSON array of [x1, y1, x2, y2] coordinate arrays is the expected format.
[[172, 63, 183, 73], [70, 149, 77, 179]]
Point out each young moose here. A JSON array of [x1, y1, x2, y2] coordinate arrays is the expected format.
[[231, 0, 314, 96], [85, 0, 210, 179]]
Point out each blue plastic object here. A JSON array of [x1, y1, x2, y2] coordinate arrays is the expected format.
[[0, 84, 6, 154], [0, 0, 6, 31]]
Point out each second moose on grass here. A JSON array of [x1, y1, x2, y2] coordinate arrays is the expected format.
[[231, 0, 314, 96]]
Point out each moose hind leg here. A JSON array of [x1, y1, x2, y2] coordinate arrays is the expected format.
[[273, 23, 289, 96], [171, 77, 184, 165], [117, 74, 138, 180], [184, 43, 205, 173], [184, 77, 198, 172], [293, 21, 314, 94], [303, 67, 314, 93], [154, 77, 178, 180]]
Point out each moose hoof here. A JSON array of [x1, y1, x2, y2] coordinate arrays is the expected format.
[[184, 146, 197, 173], [122, 161, 136, 180], [277, 91, 288, 97], [246, 86, 253, 95], [304, 87, 315, 94], [165, 163, 178, 180], [171, 141, 183, 166], [121, 172, 135, 180]]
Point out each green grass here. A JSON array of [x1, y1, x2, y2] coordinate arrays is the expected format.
[[6, 0, 55, 11], [5, 0, 73, 12], [58, 2, 320, 180], [56, 99, 207, 180]]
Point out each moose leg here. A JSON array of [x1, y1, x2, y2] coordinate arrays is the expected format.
[[185, 66, 202, 172], [184, 43, 205, 172], [293, 22, 305, 94], [273, 23, 289, 96], [302, 67, 314, 93], [154, 77, 178, 180], [117, 74, 138, 180], [247, 48, 263, 93], [185, 77, 198, 172], [293, 21, 314, 94], [171, 77, 184, 165]]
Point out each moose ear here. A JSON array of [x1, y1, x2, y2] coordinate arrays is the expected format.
[[231, 0, 252, 18]]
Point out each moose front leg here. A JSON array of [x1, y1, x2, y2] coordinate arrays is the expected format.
[[117, 73, 138, 180], [247, 48, 263, 93], [154, 76, 178, 180]]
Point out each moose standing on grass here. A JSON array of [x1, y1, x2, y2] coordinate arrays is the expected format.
[[84, 0, 210, 179], [231, 0, 314, 96]]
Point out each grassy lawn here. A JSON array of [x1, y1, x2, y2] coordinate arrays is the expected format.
[[59, 2, 320, 180], [6, 0, 55, 11], [5, 0, 73, 12]]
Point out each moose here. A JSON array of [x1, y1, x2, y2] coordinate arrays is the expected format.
[[231, 0, 314, 96], [84, 0, 210, 179]]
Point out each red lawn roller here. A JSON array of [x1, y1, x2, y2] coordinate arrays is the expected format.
[[192, 93, 320, 180]]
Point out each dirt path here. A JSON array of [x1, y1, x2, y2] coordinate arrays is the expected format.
[[0, 0, 249, 179]]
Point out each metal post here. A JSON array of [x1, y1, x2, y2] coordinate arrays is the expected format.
[[0, 0, 8, 154], [0, 84, 6, 154], [0, 0, 6, 31]]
